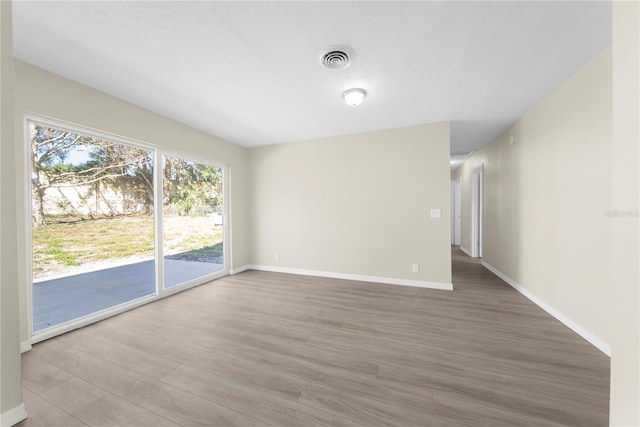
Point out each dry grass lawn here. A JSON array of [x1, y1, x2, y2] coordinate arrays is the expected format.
[[33, 215, 223, 279]]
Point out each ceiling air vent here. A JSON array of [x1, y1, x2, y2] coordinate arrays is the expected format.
[[319, 46, 353, 70]]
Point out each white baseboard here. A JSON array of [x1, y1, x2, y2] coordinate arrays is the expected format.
[[460, 246, 472, 257], [246, 265, 453, 291], [230, 265, 250, 275], [20, 341, 32, 353], [1, 403, 27, 427], [481, 260, 611, 357]]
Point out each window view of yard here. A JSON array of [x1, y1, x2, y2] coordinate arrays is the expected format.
[[32, 215, 223, 280], [31, 122, 225, 332], [162, 154, 225, 287]]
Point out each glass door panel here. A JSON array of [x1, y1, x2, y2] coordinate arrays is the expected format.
[[162, 155, 224, 288], [30, 122, 155, 332]]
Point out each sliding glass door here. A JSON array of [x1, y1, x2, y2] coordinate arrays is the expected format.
[[30, 122, 156, 332], [29, 119, 227, 336], [162, 155, 225, 288]]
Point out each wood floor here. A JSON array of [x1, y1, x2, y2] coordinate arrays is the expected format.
[[19, 248, 610, 426]]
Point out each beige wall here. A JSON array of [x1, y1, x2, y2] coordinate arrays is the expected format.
[[610, 1, 639, 425], [1, 0, 24, 419], [13, 60, 250, 344], [249, 123, 452, 286], [452, 47, 612, 348]]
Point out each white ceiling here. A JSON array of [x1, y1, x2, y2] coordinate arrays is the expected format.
[[13, 1, 611, 155]]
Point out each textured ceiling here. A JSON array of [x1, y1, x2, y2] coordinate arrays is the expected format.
[[13, 1, 611, 155]]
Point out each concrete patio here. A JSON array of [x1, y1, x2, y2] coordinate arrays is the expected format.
[[33, 259, 224, 332]]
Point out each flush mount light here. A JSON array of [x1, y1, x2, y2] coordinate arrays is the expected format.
[[343, 88, 366, 107]]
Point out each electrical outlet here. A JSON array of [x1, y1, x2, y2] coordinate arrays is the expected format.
[[412, 264, 419, 273], [274, 253, 280, 262]]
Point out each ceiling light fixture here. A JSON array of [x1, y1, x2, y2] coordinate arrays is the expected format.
[[343, 88, 366, 107]]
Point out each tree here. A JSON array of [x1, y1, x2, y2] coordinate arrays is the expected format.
[[163, 157, 223, 216], [30, 124, 152, 226], [88, 142, 154, 213], [31, 123, 222, 225], [31, 125, 80, 226]]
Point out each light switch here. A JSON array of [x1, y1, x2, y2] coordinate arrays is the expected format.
[[430, 209, 441, 219]]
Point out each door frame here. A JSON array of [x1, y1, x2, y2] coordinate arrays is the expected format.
[[471, 164, 483, 258], [451, 177, 461, 245]]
